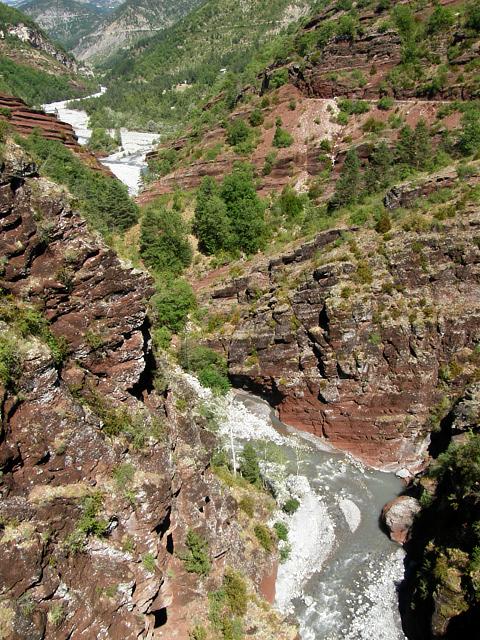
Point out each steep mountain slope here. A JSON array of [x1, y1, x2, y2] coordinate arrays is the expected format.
[[0, 137, 297, 640], [0, 1, 96, 104], [20, 0, 110, 50], [80, 0, 319, 130], [73, 0, 207, 63]]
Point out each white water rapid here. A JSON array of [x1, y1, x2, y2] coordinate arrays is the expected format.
[[183, 373, 407, 640], [43, 88, 158, 195]]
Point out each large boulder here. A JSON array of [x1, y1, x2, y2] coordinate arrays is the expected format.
[[381, 496, 421, 545]]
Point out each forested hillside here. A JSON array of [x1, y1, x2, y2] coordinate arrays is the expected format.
[[79, 0, 319, 130], [0, 1, 96, 104], [72, 0, 207, 62], [20, 0, 110, 50]]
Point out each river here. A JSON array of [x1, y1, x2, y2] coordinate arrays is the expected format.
[[43, 88, 158, 195], [183, 374, 407, 640]]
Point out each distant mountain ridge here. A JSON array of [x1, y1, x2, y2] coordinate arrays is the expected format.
[[20, 0, 111, 50], [0, 1, 96, 104], [72, 0, 207, 62]]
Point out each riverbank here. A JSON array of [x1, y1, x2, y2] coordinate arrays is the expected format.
[[179, 372, 406, 640]]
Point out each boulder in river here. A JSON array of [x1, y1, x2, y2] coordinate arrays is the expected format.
[[382, 496, 421, 545]]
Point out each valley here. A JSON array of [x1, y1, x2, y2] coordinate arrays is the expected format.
[[0, 0, 479, 639]]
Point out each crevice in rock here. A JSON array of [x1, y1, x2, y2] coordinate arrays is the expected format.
[[128, 316, 157, 401], [155, 507, 171, 539], [166, 533, 174, 555], [152, 607, 168, 628], [318, 304, 330, 333], [229, 374, 283, 409], [428, 401, 457, 458]]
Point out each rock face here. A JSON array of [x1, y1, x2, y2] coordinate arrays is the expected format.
[[382, 496, 421, 545], [195, 186, 480, 470], [0, 94, 111, 175], [0, 23, 78, 72], [0, 143, 295, 639]]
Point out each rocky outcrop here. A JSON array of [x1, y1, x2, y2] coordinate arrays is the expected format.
[[0, 93, 111, 174], [195, 197, 480, 470], [0, 23, 78, 72], [0, 143, 295, 639], [382, 496, 421, 545]]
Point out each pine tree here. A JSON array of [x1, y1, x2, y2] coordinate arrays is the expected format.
[[140, 204, 192, 275], [330, 148, 362, 209], [239, 443, 261, 486], [220, 163, 266, 254], [364, 142, 393, 194], [193, 177, 231, 255]]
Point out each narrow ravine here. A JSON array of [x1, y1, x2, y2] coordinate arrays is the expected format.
[[43, 88, 158, 195], [183, 374, 407, 640]]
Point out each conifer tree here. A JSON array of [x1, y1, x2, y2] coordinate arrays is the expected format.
[[140, 204, 192, 274], [330, 148, 362, 209]]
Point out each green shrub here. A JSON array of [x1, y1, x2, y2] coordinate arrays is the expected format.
[[273, 126, 293, 148], [426, 5, 454, 35], [375, 211, 392, 233], [190, 626, 207, 640], [273, 521, 288, 542], [223, 569, 248, 616], [227, 120, 252, 147], [0, 334, 20, 388], [239, 443, 261, 486], [330, 148, 362, 209], [179, 344, 230, 394], [465, 2, 480, 32], [87, 128, 119, 154], [220, 162, 266, 254], [183, 529, 211, 576], [338, 99, 370, 115], [280, 543, 292, 563], [282, 498, 300, 514], [239, 496, 254, 517], [142, 552, 156, 573], [249, 109, 264, 127], [270, 68, 289, 88], [194, 177, 231, 255], [377, 96, 394, 111], [254, 524, 274, 552], [150, 278, 196, 334], [78, 492, 108, 537], [262, 151, 277, 176], [140, 203, 192, 275]]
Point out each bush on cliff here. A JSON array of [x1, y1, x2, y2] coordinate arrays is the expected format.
[[239, 443, 261, 487], [150, 278, 196, 333], [140, 203, 192, 275], [194, 177, 231, 255], [183, 529, 211, 576], [87, 127, 120, 154], [179, 343, 230, 394], [194, 164, 266, 257], [329, 148, 362, 209], [221, 162, 266, 254]]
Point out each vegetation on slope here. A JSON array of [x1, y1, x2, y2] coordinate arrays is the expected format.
[[20, 0, 110, 51], [0, 1, 96, 105], [407, 432, 480, 638], [77, 0, 318, 130], [19, 131, 138, 234]]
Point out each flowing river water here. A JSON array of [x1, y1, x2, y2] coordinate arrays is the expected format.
[[45, 91, 408, 639], [184, 374, 408, 640], [43, 88, 158, 195]]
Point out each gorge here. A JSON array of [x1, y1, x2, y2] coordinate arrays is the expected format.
[[1, 0, 480, 639]]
